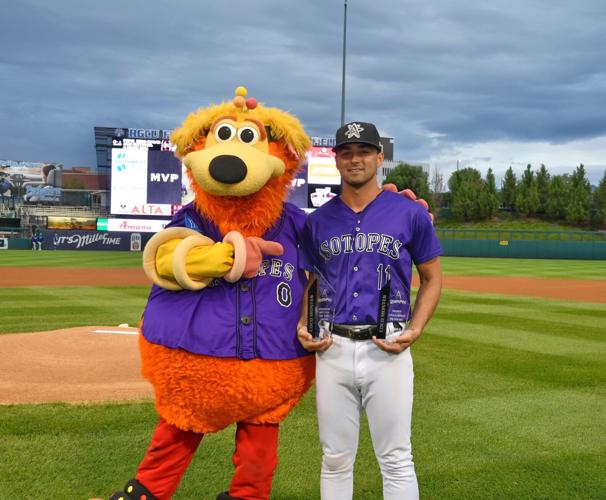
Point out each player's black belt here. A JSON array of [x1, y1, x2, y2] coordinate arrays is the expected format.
[[331, 324, 379, 340]]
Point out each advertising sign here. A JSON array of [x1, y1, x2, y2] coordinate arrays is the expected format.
[[47, 216, 97, 230], [306, 146, 340, 186], [0, 160, 63, 202], [97, 218, 171, 233], [44, 230, 153, 251], [110, 140, 183, 217], [308, 184, 341, 208]]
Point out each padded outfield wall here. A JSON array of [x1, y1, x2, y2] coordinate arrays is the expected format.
[[437, 229, 606, 260], [4, 229, 606, 259]]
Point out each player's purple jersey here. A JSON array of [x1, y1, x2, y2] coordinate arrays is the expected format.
[[299, 190, 441, 325], [142, 202, 312, 361]]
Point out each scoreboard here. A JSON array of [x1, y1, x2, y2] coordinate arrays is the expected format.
[[109, 134, 192, 217]]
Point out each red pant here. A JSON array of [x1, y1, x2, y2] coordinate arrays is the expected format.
[[135, 419, 279, 500]]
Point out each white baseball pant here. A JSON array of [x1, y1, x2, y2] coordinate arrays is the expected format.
[[315, 327, 418, 500]]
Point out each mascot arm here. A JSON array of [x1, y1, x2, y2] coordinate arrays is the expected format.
[[143, 228, 284, 290], [156, 239, 234, 280], [143, 227, 244, 291]]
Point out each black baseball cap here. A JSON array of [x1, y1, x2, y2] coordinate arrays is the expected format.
[[333, 121, 381, 152]]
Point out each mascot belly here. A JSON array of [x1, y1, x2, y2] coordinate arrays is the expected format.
[[140, 337, 314, 433]]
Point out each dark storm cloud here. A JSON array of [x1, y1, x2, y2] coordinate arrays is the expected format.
[[1, 0, 605, 181]]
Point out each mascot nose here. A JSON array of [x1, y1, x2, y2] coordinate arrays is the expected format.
[[209, 155, 248, 184]]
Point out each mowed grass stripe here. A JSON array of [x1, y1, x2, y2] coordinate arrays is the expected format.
[[0, 286, 150, 334], [436, 292, 606, 342], [430, 314, 605, 361], [0, 250, 142, 267], [416, 333, 605, 393], [440, 292, 606, 319], [440, 256, 606, 280]]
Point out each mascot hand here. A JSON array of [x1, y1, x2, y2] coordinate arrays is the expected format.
[[243, 237, 284, 278], [382, 183, 434, 223]]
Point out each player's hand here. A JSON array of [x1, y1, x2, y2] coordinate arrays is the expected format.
[[373, 327, 421, 354], [382, 183, 434, 223], [243, 237, 284, 278], [297, 324, 333, 352]]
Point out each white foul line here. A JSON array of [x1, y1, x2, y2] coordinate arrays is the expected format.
[[93, 329, 139, 336]]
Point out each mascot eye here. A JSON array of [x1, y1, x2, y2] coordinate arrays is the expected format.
[[215, 124, 236, 142], [238, 127, 259, 145]]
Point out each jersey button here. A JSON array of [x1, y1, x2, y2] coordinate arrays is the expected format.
[[353, 292, 359, 298], [355, 227, 360, 232], [240, 283, 249, 292], [352, 314, 358, 321], [241, 316, 251, 325], [353, 266, 359, 272]]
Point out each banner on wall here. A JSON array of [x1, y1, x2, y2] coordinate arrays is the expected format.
[[43, 230, 153, 251], [47, 216, 97, 230], [97, 217, 170, 233]]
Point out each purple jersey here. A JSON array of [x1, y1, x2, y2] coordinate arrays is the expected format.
[[142, 202, 312, 361], [299, 190, 441, 325]]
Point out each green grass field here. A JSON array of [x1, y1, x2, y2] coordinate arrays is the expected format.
[[1, 251, 605, 498], [0, 249, 142, 267]]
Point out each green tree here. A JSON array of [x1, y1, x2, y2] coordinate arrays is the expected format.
[[536, 164, 550, 215], [485, 168, 499, 217], [500, 167, 517, 211], [448, 167, 491, 221], [384, 163, 432, 206], [545, 175, 570, 219], [516, 164, 540, 216], [566, 164, 591, 225], [592, 170, 606, 228]]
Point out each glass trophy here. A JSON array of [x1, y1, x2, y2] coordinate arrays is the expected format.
[[307, 268, 336, 339], [376, 265, 410, 340]]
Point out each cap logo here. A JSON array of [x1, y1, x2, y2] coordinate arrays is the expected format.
[[345, 123, 364, 139]]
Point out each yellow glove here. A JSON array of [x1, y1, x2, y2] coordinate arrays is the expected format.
[[143, 227, 246, 290], [156, 239, 234, 280]]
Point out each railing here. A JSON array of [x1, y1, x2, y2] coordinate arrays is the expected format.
[[18, 205, 105, 218], [435, 229, 606, 242], [435, 229, 606, 259]]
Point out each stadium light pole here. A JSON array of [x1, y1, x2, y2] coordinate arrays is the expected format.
[[340, 0, 348, 126]]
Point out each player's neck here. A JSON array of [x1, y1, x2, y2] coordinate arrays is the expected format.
[[340, 181, 381, 213]]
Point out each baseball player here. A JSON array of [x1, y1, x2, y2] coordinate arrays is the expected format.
[[297, 122, 442, 499]]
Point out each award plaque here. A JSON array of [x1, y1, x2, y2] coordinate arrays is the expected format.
[[307, 268, 336, 339], [376, 265, 410, 340]]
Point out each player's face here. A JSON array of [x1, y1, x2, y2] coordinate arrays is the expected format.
[[335, 143, 384, 189]]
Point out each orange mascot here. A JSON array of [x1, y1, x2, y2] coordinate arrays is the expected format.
[[110, 87, 315, 500]]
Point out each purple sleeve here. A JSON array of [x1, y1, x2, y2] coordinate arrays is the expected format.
[[407, 209, 441, 265]]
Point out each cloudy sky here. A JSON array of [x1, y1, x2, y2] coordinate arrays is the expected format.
[[2, 0, 605, 185]]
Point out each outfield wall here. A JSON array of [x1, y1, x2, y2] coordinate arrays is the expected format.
[[4, 229, 606, 259], [2, 230, 154, 251], [437, 229, 606, 259]]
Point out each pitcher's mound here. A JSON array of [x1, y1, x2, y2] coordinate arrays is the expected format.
[[0, 326, 153, 404]]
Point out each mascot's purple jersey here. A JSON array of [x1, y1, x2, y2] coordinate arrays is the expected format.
[[299, 191, 441, 325], [142, 202, 312, 361]]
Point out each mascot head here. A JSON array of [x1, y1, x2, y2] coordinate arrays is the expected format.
[[171, 87, 310, 237]]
